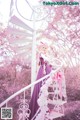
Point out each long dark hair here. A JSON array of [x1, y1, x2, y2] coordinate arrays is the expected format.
[[39, 57, 44, 65]]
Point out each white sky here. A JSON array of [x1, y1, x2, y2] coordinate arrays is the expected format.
[[0, 0, 45, 29], [0, 0, 11, 26]]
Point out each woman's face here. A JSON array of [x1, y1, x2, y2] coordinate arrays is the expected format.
[[38, 44, 48, 54]]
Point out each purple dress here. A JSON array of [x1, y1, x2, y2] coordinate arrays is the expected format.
[[45, 63, 52, 75], [29, 59, 52, 120]]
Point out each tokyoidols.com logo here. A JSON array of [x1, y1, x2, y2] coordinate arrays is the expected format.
[[43, 1, 79, 6]]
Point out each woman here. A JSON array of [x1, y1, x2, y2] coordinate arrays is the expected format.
[[29, 57, 45, 120], [29, 56, 52, 120]]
